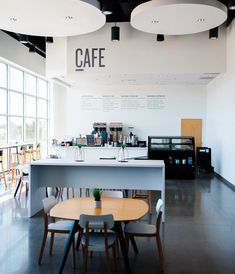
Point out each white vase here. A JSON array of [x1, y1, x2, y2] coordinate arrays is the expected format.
[[94, 200, 102, 208]]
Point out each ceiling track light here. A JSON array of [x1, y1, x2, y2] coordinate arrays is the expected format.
[[228, 0, 235, 10], [101, 0, 113, 15], [18, 34, 28, 44], [46, 36, 54, 43], [29, 44, 36, 53], [157, 34, 164, 42], [111, 23, 120, 41], [209, 27, 218, 40]]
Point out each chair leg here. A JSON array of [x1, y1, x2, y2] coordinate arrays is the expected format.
[[49, 232, 54, 255], [148, 191, 152, 214], [115, 238, 120, 258], [38, 231, 48, 264], [67, 188, 69, 199], [72, 236, 76, 269], [105, 246, 111, 274], [1, 162, 7, 189], [25, 183, 28, 197], [125, 234, 130, 253], [72, 187, 75, 198], [112, 245, 117, 270], [18, 179, 23, 200], [156, 234, 164, 272], [82, 244, 89, 274], [11, 169, 14, 185], [130, 235, 139, 254], [76, 229, 82, 250]]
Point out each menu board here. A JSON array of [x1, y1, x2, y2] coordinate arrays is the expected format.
[[81, 94, 166, 112]]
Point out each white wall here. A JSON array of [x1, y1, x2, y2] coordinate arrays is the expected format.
[[51, 82, 68, 140], [206, 21, 235, 186], [63, 84, 206, 142], [0, 31, 45, 76]]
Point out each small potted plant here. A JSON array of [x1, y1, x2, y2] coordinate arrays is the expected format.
[[93, 188, 102, 208]]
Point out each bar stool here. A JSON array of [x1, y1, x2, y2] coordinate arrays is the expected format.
[[9, 147, 20, 187], [25, 145, 34, 163], [34, 143, 41, 160], [13, 146, 31, 198], [0, 150, 7, 189]]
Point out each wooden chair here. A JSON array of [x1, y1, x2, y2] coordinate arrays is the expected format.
[[132, 190, 152, 211], [38, 196, 77, 268], [17, 164, 30, 200], [9, 147, 20, 187], [124, 199, 164, 272], [79, 214, 117, 274], [101, 190, 123, 257], [13, 145, 32, 198], [0, 150, 7, 188]]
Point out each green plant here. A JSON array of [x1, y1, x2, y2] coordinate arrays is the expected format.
[[121, 144, 127, 149], [92, 188, 101, 201]]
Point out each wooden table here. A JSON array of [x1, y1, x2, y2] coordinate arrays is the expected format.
[[50, 197, 149, 274], [29, 159, 165, 220]]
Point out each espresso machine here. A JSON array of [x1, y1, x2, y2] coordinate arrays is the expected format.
[[92, 122, 107, 145], [109, 123, 123, 144]]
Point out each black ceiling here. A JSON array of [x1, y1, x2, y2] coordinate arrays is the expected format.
[[2, 0, 235, 58]]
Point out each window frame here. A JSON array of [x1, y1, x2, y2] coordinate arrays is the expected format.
[[0, 60, 50, 152]]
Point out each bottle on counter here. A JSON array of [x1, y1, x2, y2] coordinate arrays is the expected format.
[[75, 144, 85, 162], [118, 144, 129, 162]]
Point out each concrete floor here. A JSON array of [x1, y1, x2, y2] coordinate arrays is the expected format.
[[0, 174, 235, 274]]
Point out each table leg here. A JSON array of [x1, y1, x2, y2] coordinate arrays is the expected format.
[[14, 177, 22, 197], [58, 220, 79, 274], [114, 221, 131, 274], [130, 236, 139, 254]]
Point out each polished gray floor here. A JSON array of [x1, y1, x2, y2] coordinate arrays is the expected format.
[[0, 174, 235, 274]]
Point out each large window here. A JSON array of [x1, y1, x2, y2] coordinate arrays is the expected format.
[[0, 61, 50, 150]]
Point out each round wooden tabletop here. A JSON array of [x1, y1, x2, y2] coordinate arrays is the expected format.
[[50, 197, 149, 222]]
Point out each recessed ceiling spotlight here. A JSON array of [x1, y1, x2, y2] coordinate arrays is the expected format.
[[197, 18, 205, 22], [10, 17, 17, 21], [151, 20, 159, 23], [101, 0, 113, 15], [65, 16, 73, 20], [209, 27, 218, 40], [228, 0, 235, 10]]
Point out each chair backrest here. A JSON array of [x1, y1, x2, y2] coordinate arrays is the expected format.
[[79, 214, 114, 230], [102, 190, 123, 198], [155, 199, 163, 232], [42, 196, 57, 214], [0, 150, 3, 161]]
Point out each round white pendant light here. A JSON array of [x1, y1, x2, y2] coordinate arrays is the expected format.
[[131, 0, 227, 35], [0, 0, 106, 37]]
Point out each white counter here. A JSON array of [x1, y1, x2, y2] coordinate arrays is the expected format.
[[29, 158, 165, 221], [49, 146, 147, 161]]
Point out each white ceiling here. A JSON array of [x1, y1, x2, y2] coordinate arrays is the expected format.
[[59, 72, 220, 87], [131, 0, 227, 35], [0, 0, 105, 37]]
